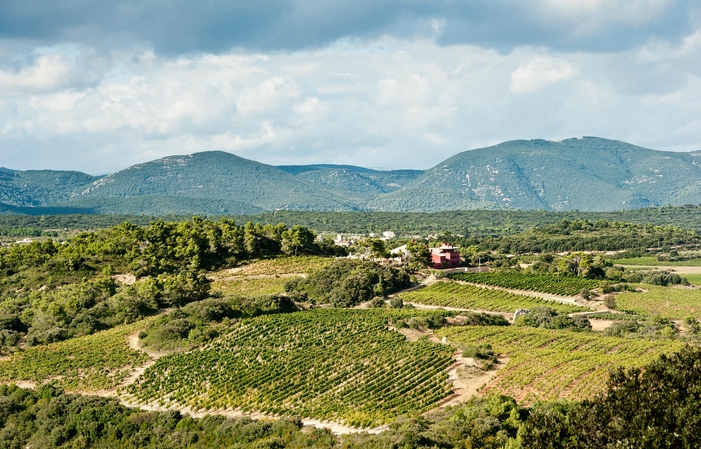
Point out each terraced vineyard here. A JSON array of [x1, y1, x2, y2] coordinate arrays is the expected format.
[[123, 309, 454, 427], [449, 272, 602, 296], [210, 277, 289, 296], [0, 320, 152, 391], [400, 281, 590, 313], [616, 285, 701, 320], [437, 325, 682, 403]]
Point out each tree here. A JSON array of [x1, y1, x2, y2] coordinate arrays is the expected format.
[[406, 240, 431, 266], [281, 225, 316, 256]]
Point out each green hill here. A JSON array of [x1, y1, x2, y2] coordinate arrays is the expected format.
[[73, 151, 363, 212], [0, 168, 97, 206], [370, 137, 701, 212], [2, 138, 700, 215]]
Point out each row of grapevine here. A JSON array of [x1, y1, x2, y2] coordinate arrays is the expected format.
[[449, 272, 603, 296], [121, 309, 455, 428], [437, 325, 682, 404], [0, 318, 153, 391], [400, 281, 590, 313]]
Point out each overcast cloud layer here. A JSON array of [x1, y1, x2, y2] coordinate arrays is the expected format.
[[1, 0, 700, 173]]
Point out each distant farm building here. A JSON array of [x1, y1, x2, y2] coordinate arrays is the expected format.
[[430, 245, 461, 269]]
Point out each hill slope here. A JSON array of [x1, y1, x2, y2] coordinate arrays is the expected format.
[[0, 168, 97, 206], [74, 151, 362, 212], [371, 137, 701, 212]]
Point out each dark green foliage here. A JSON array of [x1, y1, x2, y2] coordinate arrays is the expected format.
[[0, 217, 336, 350], [458, 312, 510, 327], [140, 294, 299, 350], [624, 270, 689, 286], [603, 317, 677, 339], [473, 219, 701, 254], [515, 307, 591, 331], [286, 260, 410, 307], [342, 396, 526, 449], [371, 137, 701, 212], [2, 205, 701, 239], [520, 345, 701, 448], [0, 384, 335, 449]]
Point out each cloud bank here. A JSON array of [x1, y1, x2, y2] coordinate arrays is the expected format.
[[0, 0, 699, 173]]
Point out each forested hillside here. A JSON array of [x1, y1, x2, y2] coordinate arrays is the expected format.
[[2, 137, 701, 215], [372, 137, 701, 212]]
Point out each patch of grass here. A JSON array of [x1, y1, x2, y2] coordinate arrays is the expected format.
[[212, 256, 333, 278], [211, 277, 290, 296], [614, 257, 701, 266], [683, 274, 701, 285], [616, 285, 701, 320]]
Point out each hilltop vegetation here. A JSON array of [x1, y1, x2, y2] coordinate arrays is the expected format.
[[0, 218, 339, 351], [372, 137, 701, 212], [2, 137, 701, 215]]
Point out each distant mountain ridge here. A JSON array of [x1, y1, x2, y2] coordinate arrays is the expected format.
[[1, 137, 700, 215]]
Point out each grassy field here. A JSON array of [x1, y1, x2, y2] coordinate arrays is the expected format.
[[212, 256, 333, 278], [615, 285, 701, 320], [400, 281, 589, 314], [123, 309, 455, 427], [683, 274, 701, 285], [613, 257, 701, 266], [449, 272, 603, 296], [211, 277, 290, 296], [437, 325, 682, 404], [0, 319, 153, 392]]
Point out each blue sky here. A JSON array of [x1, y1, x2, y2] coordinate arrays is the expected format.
[[1, 0, 700, 173]]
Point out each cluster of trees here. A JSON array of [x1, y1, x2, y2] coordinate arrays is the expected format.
[[451, 219, 700, 255], [0, 274, 210, 352], [4, 345, 701, 447], [515, 307, 592, 331], [0, 218, 341, 351], [284, 259, 411, 307], [139, 293, 300, 351], [623, 270, 689, 286]]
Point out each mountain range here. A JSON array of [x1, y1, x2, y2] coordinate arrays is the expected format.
[[1, 137, 700, 215]]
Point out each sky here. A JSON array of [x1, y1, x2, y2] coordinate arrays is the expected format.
[[1, 0, 700, 174]]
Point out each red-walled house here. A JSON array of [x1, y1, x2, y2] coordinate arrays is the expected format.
[[430, 245, 461, 269]]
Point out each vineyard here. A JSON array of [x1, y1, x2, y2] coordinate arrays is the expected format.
[[612, 256, 701, 267], [400, 281, 590, 313], [437, 325, 682, 403], [0, 319, 152, 391], [449, 272, 602, 296], [212, 256, 332, 277], [616, 285, 701, 320], [122, 309, 455, 427], [210, 277, 289, 296]]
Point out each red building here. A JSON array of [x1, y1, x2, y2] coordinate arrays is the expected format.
[[430, 245, 461, 269]]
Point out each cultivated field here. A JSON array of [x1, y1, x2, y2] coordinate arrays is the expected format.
[[400, 281, 589, 313], [212, 256, 332, 277], [437, 325, 683, 403], [616, 285, 701, 320], [0, 319, 153, 392], [449, 272, 603, 296], [210, 277, 289, 296], [613, 257, 701, 267], [122, 309, 455, 428]]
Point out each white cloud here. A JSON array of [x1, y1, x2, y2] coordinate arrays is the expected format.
[[0, 54, 76, 95], [237, 77, 302, 117], [510, 57, 578, 94], [1, 34, 700, 174]]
